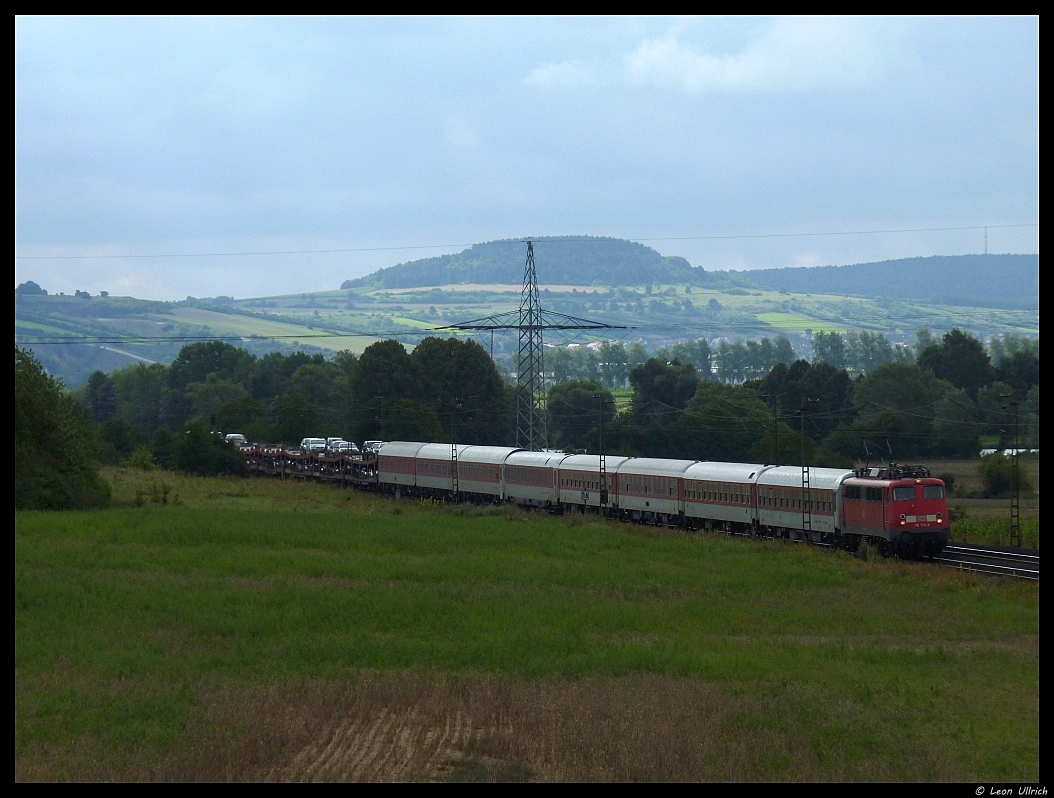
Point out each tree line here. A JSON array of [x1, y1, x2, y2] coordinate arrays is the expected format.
[[542, 330, 915, 388], [15, 327, 1038, 510]]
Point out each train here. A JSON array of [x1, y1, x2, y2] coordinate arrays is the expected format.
[[242, 439, 950, 557]]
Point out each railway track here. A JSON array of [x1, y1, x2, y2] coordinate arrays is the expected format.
[[934, 544, 1040, 580]]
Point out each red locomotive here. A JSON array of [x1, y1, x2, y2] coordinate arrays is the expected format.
[[840, 464, 949, 556]]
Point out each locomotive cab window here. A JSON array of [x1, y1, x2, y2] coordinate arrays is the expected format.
[[923, 485, 944, 499], [892, 486, 917, 501]]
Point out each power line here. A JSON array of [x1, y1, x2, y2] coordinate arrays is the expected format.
[[13, 223, 1037, 260]]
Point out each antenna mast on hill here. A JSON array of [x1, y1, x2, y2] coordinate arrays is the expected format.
[[437, 240, 626, 451]]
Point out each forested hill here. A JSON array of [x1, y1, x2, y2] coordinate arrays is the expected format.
[[342, 237, 708, 289], [744, 254, 1039, 308]]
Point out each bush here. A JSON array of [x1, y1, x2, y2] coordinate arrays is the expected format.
[[171, 421, 248, 476], [151, 427, 175, 470], [15, 348, 110, 510], [937, 473, 957, 496], [125, 446, 158, 471], [978, 454, 1035, 499]]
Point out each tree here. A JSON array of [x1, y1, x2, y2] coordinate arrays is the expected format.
[[773, 334, 796, 365], [151, 427, 175, 470], [273, 392, 325, 444], [348, 340, 418, 442], [629, 358, 699, 426], [167, 341, 256, 393], [657, 338, 712, 377], [247, 350, 317, 402], [913, 327, 935, 360], [185, 374, 250, 427], [333, 349, 359, 376], [988, 331, 1039, 363], [931, 390, 981, 458], [410, 337, 508, 445], [667, 382, 769, 461], [547, 380, 614, 451], [96, 416, 148, 464], [916, 328, 992, 399], [171, 421, 248, 476], [747, 422, 819, 465], [977, 382, 1015, 439], [826, 363, 953, 459], [755, 360, 853, 441], [811, 331, 847, 369], [350, 340, 415, 402], [15, 348, 110, 510], [111, 363, 168, 433], [1023, 385, 1039, 448], [79, 370, 116, 424], [716, 341, 748, 382], [15, 280, 47, 296], [383, 399, 446, 442], [287, 361, 346, 431], [216, 394, 273, 442], [596, 341, 630, 388], [995, 350, 1039, 398]]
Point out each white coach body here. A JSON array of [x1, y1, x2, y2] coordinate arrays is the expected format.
[[504, 451, 567, 507], [614, 458, 696, 519], [557, 454, 630, 509], [756, 466, 853, 537], [377, 441, 427, 487], [683, 461, 770, 526], [456, 446, 519, 499]]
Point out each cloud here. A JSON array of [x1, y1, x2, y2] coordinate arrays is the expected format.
[[524, 60, 598, 89], [625, 17, 888, 93], [443, 118, 479, 148]]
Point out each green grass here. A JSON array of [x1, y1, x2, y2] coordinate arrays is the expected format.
[[15, 470, 1039, 780], [755, 312, 846, 333], [15, 319, 82, 336]]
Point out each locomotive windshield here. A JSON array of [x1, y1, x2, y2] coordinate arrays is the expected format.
[[892, 486, 917, 501], [922, 485, 944, 499]]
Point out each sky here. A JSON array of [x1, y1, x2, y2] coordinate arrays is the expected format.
[[15, 16, 1039, 300]]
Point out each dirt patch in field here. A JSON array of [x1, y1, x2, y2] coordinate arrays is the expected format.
[[18, 673, 842, 782]]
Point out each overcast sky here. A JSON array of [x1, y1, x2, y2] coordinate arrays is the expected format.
[[15, 16, 1038, 300]]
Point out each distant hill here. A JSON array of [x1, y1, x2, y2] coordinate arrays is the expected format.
[[343, 237, 711, 290], [744, 254, 1039, 309]]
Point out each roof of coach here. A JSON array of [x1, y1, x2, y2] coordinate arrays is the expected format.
[[615, 457, 698, 478], [377, 441, 428, 458], [558, 454, 632, 471], [756, 465, 854, 490], [458, 445, 521, 464], [416, 442, 472, 460], [505, 450, 570, 468], [683, 461, 769, 483]]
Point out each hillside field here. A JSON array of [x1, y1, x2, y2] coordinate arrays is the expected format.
[[16, 271, 1039, 389], [15, 469, 1038, 781]]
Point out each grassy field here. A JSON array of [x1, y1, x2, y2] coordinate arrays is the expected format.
[[15, 469, 1038, 781], [754, 312, 846, 333]]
